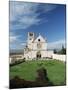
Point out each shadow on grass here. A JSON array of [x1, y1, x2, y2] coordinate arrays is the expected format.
[[10, 67, 54, 89]]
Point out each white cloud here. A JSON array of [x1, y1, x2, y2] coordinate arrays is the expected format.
[[43, 4, 57, 12], [10, 2, 38, 19], [10, 1, 40, 29], [10, 2, 57, 30], [9, 32, 19, 43], [47, 39, 66, 50], [9, 32, 26, 49], [20, 42, 26, 46], [10, 36, 17, 43]]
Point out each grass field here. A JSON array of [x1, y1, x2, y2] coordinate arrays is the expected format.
[[10, 60, 66, 85]]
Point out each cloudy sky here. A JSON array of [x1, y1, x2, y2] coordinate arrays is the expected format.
[[9, 1, 66, 50]]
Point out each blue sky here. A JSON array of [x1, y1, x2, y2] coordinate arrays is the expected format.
[[9, 1, 66, 50]]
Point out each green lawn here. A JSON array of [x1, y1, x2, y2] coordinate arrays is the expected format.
[[10, 60, 66, 85]]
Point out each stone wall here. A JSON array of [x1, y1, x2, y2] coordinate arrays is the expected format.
[[45, 51, 53, 58], [10, 52, 66, 63], [52, 54, 66, 62], [9, 55, 24, 64]]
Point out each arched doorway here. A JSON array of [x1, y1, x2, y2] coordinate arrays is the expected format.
[[36, 51, 41, 59]]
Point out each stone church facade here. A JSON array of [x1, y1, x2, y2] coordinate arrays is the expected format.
[[24, 32, 53, 60], [10, 32, 65, 63]]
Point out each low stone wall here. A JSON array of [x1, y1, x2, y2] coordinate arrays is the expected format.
[[52, 54, 66, 62], [9, 55, 24, 64], [9, 53, 66, 63]]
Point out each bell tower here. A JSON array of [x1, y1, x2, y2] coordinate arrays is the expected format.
[[28, 32, 34, 43], [27, 32, 35, 49]]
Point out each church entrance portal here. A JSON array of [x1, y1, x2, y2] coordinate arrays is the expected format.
[[36, 51, 41, 59]]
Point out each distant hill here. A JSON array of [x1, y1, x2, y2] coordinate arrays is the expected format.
[[10, 49, 24, 55]]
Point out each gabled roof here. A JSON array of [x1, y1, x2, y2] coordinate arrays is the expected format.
[[34, 34, 47, 43]]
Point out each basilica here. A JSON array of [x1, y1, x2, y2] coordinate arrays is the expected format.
[[10, 32, 65, 63], [24, 32, 53, 60]]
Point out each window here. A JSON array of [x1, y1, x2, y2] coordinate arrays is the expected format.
[[29, 33, 33, 36], [38, 39, 40, 41], [37, 43, 42, 49]]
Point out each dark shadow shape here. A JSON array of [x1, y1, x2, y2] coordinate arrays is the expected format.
[[9, 68, 54, 89]]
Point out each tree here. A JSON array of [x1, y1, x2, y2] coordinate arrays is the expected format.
[[61, 45, 66, 54], [58, 45, 66, 54], [53, 49, 57, 54]]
